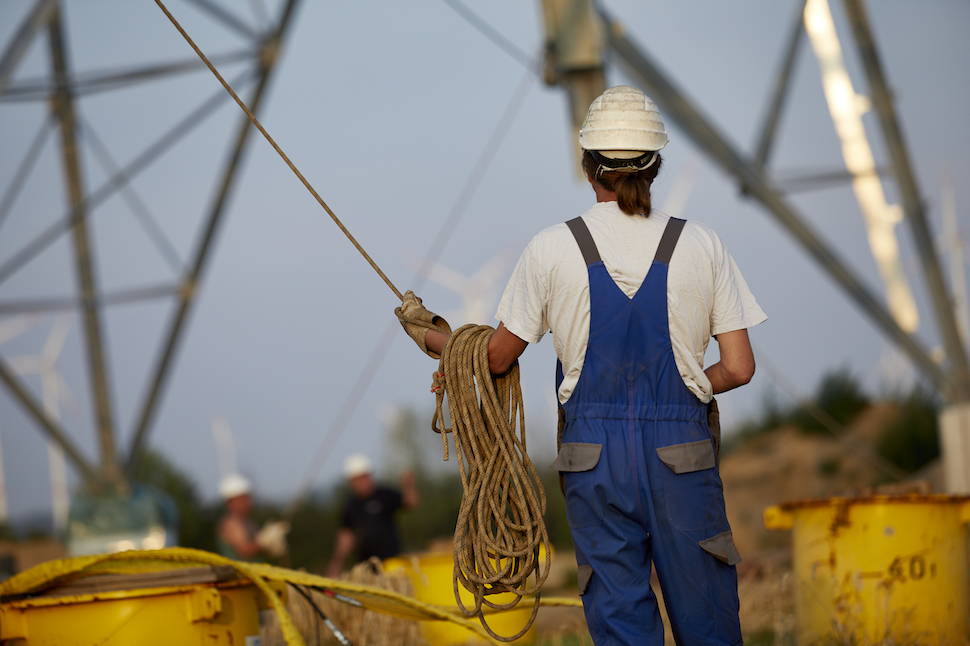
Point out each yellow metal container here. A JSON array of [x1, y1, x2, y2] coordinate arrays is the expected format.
[[764, 494, 970, 645], [384, 552, 540, 645], [0, 580, 262, 645]]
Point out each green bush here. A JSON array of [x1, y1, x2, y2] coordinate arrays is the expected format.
[[285, 491, 344, 572], [724, 369, 870, 450], [791, 368, 869, 435], [817, 457, 841, 477], [876, 388, 940, 473], [723, 391, 790, 451], [131, 449, 215, 552]]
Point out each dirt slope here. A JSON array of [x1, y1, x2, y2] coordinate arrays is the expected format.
[[720, 402, 905, 563]]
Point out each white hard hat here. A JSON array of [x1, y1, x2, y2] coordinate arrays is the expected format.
[[579, 85, 668, 156], [343, 454, 373, 479], [219, 474, 251, 500]]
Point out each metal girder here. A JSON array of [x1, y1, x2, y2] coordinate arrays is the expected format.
[[0, 0, 56, 97], [79, 114, 183, 273], [1, 50, 252, 102], [0, 115, 52, 232], [126, 0, 302, 472], [444, 0, 535, 71], [841, 0, 970, 401], [775, 166, 888, 194], [47, 6, 123, 489], [0, 358, 99, 486], [600, 11, 946, 390], [0, 283, 178, 315], [0, 72, 253, 286], [753, 0, 806, 168]]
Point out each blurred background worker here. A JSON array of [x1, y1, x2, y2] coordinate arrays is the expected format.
[[402, 85, 765, 644], [217, 474, 289, 561], [326, 454, 419, 576]]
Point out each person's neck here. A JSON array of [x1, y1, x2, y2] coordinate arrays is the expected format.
[[592, 182, 617, 203]]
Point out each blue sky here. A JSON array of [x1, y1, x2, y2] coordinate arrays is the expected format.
[[1, 1, 968, 521]]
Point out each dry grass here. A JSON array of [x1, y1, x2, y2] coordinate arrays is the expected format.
[[532, 606, 591, 646], [0, 538, 66, 573], [261, 557, 935, 646], [738, 563, 796, 645], [262, 559, 421, 646]]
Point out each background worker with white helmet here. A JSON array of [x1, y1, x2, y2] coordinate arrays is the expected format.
[[326, 454, 420, 576], [216, 474, 289, 560], [398, 85, 766, 643]]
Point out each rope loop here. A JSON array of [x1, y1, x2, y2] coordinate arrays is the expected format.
[[431, 324, 551, 641]]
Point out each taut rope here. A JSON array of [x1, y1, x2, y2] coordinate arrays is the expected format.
[[432, 325, 551, 641], [152, 0, 403, 301]]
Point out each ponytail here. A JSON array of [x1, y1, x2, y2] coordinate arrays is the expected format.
[[581, 150, 663, 216]]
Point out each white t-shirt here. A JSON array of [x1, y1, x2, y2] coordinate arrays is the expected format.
[[495, 202, 767, 404]]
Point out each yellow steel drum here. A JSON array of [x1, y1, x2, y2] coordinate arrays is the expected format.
[[764, 494, 970, 645], [0, 576, 262, 645], [384, 551, 541, 645]]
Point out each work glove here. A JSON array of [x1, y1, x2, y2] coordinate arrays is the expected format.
[[394, 290, 452, 359], [256, 520, 290, 558]]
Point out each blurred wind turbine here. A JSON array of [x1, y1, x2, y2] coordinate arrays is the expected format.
[[8, 316, 74, 531], [0, 315, 41, 523], [421, 251, 514, 324], [211, 416, 238, 481], [659, 160, 698, 220], [0, 315, 38, 345]]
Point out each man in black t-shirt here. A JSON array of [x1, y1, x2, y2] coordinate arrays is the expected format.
[[326, 454, 419, 576]]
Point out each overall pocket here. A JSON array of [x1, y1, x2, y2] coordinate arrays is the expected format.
[[555, 442, 603, 529], [656, 438, 727, 532], [699, 529, 742, 566]]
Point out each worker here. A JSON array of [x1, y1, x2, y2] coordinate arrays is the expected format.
[[396, 85, 765, 644], [217, 474, 288, 560], [326, 454, 420, 576]]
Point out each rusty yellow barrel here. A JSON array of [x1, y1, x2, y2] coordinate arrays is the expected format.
[[764, 494, 970, 645], [384, 551, 540, 645], [0, 567, 263, 645]]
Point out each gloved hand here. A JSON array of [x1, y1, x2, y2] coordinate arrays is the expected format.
[[394, 290, 452, 359], [255, 520, 290, 558]]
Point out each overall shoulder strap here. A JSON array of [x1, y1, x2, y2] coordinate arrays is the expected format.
[[653, 217, 686, 265], [565, 217, 601, 266]]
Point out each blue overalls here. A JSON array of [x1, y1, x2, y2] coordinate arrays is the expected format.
[[553, 216, 742, 645]]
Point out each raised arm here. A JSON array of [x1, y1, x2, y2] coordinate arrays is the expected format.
[[400, 471, 420, 509], [326, 528, 356, 577]]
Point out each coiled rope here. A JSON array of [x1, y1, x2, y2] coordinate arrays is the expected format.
[[432, 324, 551, 642]]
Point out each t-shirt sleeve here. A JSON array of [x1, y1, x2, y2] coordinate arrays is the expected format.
[[709, 232, 767, 336], [494, 235, 550, 344]]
